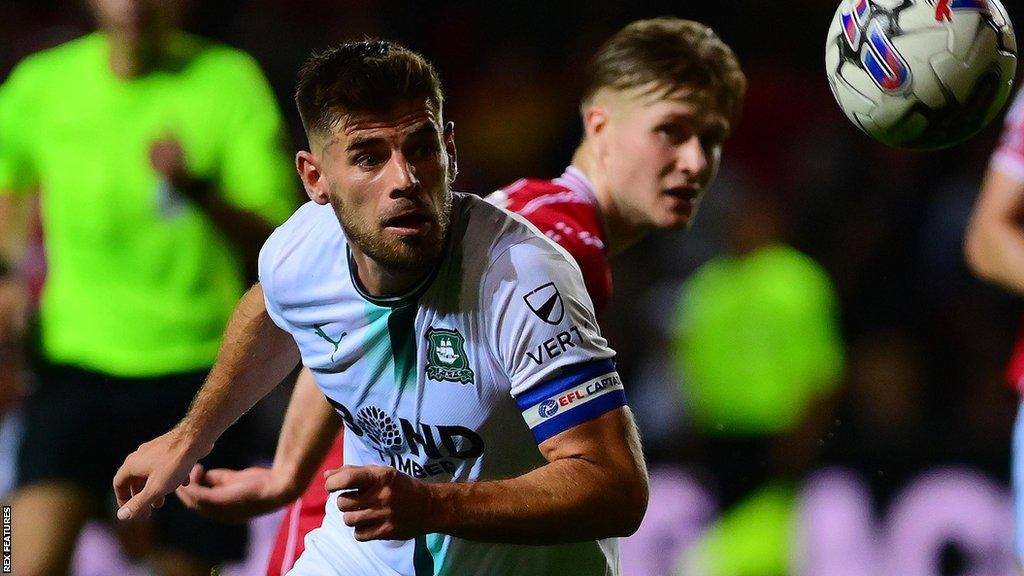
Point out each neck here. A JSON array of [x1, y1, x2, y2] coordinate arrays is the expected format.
[[106, 30, 164, 79], [348, 246, 432, 299], [571, 142, 652, 256]]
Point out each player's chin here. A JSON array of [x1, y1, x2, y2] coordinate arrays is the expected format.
[[655, 197, 698, 229], [380, 235, 444, 267], [652, 208, 693, 230]]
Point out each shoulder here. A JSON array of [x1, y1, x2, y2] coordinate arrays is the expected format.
[[1005, 88, 1024, 128], [489, 178, 572, 206], [687, 245, 834, 301], [753, 245, 830, 278], [447, 194, 579, 296], [996, 89, 1024, 152], [262, 201, 335, 256], [489, 178, 595, 220], [3, 33, 100, 91], [259, 202, 340, 290], [460, 193, 578, 272], [489, 179, 605, 251], [755, 246, 835, 295], [168, 33, 270, 90]]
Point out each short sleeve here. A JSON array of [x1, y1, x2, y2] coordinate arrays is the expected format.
[[483, 237, 624, 444], [0, 61, 41, 195], [523, 207, 612, 316], [257, 220, 290, 332], [215, 53, 297, 225]]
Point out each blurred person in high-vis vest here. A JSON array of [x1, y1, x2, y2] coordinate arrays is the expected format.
[[0, 1, 297, 574], [672, 189, 845, 576]]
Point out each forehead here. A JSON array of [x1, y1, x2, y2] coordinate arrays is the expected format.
[[633, 87, 732, 133], [334, 100, 441, 146], [611, 83, 729, 119]]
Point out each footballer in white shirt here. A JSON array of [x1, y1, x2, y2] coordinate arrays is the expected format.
[[114, 40, 648, 576]]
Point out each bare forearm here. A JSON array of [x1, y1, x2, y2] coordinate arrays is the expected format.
[[150, 140, 277, 268], [430, 460, 639, 543], [177, 284, 300, 449], [272, 368, 341, 496], [193, 191, 277, 266], [0, 193, 29, 267], [965, 168, 1024, 294], [0, 193, 30, 347], [428, 410, 648, 544], [965, 223, 1024, 294]]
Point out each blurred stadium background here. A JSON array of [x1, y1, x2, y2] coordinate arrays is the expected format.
[[3, 1, 1024, 574]]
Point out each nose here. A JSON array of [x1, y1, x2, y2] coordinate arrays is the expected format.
[[387, 152, 419, 197], [676, 136, 708, 179]]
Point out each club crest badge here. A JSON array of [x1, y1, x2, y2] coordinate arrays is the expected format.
[[425, 328, 474, 384]]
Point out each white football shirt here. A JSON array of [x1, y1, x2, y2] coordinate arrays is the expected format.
[[259, 193, 628, 576]]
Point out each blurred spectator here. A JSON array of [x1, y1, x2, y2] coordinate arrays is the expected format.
[[672, 189, 844, 575], [0, 0, 297, 574]]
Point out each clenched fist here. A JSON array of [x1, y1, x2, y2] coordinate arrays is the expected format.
[[326, 465, 440, 542]]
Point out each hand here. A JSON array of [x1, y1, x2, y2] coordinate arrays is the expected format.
[[113, 429, 211, 522], [326, 465, 437, 541], [175, 464, 299, 523], [149, 138, 210, 202]]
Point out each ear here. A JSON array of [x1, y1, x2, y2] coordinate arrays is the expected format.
[[443, 121, 458, 185], [296, 150, 329, 205], [582, 104, 609, 141], [582, 104, 610, 159]]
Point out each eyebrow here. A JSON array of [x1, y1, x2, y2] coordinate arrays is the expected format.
[[705, 117, 731, 136], [406, 123, 440, 142], [660, 112, 730, 135], [345, 135, 385, 153], [344, 121, 439, 153]]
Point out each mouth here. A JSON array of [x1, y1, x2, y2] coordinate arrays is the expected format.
[[664, 186, 700, 202], [383, 210, 432, 237], [663, 187, 700, 214]]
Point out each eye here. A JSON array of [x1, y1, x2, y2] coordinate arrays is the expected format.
[[699, 126, 729, 149], [353, 152, 385, 168], [655, 123, 690, 145], [409, 140, 440, 161]]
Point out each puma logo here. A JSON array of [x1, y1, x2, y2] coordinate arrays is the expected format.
[[313, 324, 347, 362]]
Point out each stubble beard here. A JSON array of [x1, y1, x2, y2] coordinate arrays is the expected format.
[[331, 187, 452, 273]]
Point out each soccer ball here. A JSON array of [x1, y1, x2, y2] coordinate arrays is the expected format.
[[825, 0, 1017, 149]]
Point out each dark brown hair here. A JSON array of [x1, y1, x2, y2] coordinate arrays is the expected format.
[[582, 18, 746, 124], [295, 40, 444, 139]]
